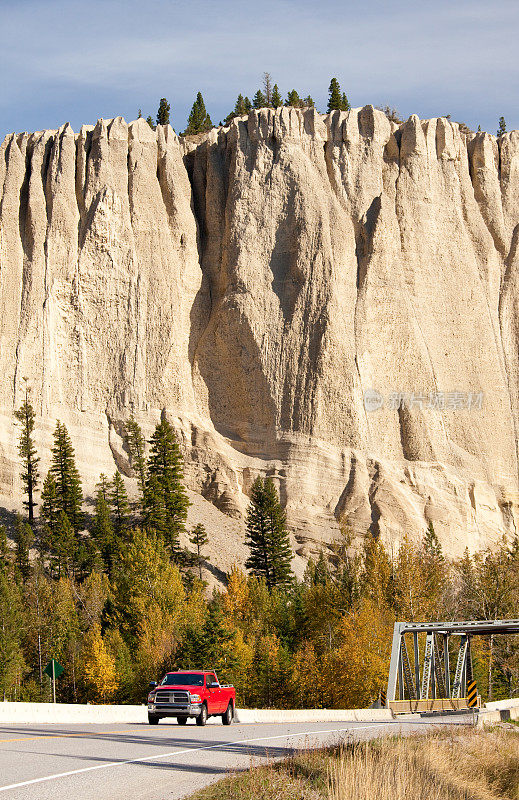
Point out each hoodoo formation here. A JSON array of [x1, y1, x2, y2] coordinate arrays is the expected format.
[[2, 106, 519, 566]]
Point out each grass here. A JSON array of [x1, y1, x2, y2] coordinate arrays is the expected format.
[[188, 729, 519, 800]]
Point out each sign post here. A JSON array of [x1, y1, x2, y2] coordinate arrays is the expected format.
[[43, 660, 64, 703]]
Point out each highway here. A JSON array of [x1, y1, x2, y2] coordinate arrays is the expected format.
[[0, 715, 472, 800]]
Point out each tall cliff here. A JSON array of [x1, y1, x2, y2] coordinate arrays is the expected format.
[[1, 106, 519, 563]]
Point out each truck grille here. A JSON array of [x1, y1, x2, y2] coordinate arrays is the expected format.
[[154, 690, 190, 705]]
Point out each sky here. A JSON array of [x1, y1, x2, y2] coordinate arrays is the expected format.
[[0, 0, 518, 141]]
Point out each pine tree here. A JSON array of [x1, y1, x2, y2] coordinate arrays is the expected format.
[[137, 109, 142, 118], [497, 116, 507, 137], [125, 416, 147, 508], [156, 97, 171, 126], [286, 90, 302, 108], [144, 418, 190, 555], [146, 115, 155, 130], [40, 473, 58, 530], [245, 477, 293, 590], [327, 78, 343, 112], [341, 92, 350, 111], [14, 386, 39, 523], [263, 72, 273, 106], [253, 90, 266, 109], [54, 511, 75, 577], [189, 523, 209, 581], [93, 476, 115, 575], [110, 472, 131, 539], [183, 92, 213, 135], [49, 422, 83, 533], [272, 84, 282, 108], [224, 94, 250, 124], [243, 96, 252, 113], [303, 96, 315, 108]]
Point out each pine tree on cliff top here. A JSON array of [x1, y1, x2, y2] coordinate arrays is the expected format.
[[156, 98, 170, 126], [245, 476, 293, 590], [272, 84, 283, 108], [327, 78, 342, 112], [497, 116, 507, 137], [184, 92, 213, 135], [253, 89, 266, 109]]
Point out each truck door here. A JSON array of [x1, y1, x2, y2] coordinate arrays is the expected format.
[[206, 673, 223, 712]]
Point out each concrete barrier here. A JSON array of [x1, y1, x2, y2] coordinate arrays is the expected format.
[[484, 698, 519, 711], [0, 702, 393, 726], [477, 705, 519, 727], [234, 708, 393, 724]]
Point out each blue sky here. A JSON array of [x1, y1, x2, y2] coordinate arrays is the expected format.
[[1, 0, 518, 141]]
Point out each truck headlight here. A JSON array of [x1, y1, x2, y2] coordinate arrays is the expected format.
[[190, 694, 201, 703], [148, 693, 155, 702]]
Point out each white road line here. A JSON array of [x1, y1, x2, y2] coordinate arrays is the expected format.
[[0, 724, 385, 793]]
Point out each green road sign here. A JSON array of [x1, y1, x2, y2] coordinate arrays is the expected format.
[[43, 659, 64, 679]]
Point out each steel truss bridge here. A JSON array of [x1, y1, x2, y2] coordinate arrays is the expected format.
[[386, 619, 519, 713]]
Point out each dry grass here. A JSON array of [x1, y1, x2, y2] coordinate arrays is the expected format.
[[188, 729, 519, 800], [329, 730, 519, 800]]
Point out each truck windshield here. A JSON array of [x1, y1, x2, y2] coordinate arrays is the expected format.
[[160, 673, 204, 686]]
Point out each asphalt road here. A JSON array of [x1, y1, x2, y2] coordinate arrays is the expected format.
[[0, 714, 473, 800]]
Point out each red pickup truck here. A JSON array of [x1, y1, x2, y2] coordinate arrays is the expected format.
[[147, 670, 236, 726]]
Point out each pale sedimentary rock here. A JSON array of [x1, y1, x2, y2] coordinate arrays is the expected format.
[[1, 107, 519, 570]]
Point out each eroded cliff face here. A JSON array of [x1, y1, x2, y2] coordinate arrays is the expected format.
[[1, 107, 519, 564]]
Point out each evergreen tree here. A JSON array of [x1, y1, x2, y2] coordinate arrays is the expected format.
[[234, 94, 247, 115], [263, 72, 273, 106], [189, 523, 209, 581], [14, 386, 39, 523], [327, 78, 342, 112], [93, 476, 115, 575], [272, 84, 283, 108], [245, 477, 293, 590], [286, 90, 302, 108], [183, 92, 213, 135], [146, 115, 155, 130], [49, 422, 83, 534], [137, 109, 142, 118], [40, 473, 58, 531], [144, 418, 190, 555], [497, 116, 507, 136], [156, 97, 171, 126], [253, 89, 266, 109], [224, 94, 251, 124], [341, 92, 350, 111], [110, 472, 131, 539], [303, 95, 315, 108], [125, 416, 147, 508], [14, 516, 33, 582]]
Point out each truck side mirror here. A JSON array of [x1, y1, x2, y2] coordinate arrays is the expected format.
[[148, 681, 157, 689]]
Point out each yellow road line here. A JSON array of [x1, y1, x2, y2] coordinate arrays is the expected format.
[[0, 729, 136, 744]]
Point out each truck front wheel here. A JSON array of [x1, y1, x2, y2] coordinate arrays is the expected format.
[[196, 703, 208, 726], [148, 714, 160, 725], [222, 702, 234, 725]]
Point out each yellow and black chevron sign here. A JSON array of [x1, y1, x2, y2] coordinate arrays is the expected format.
[[380, 689, 387, 707], [467, 680, 478, 707]]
